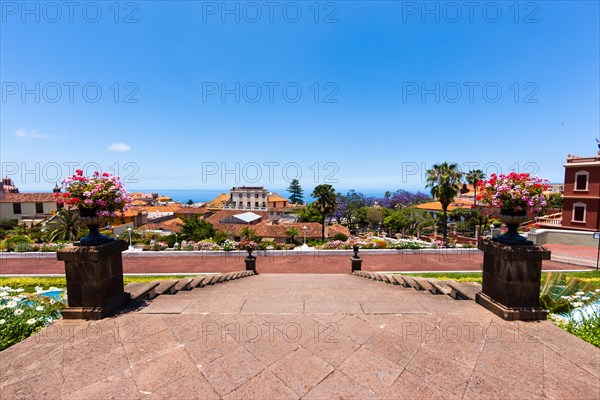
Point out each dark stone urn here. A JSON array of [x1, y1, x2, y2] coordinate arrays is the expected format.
[[77, 207, 114, 246], [245, 248, 257, 273], [351, 245, 362, 272], [476, 239, 550, 321], [57, 240, 130, 319]]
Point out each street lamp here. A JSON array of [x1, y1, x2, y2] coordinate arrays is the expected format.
[[174, 233, 179, 250], [127, 227, 134, 251], [490, 224, 494, 238], [302, 226, 308, 247]]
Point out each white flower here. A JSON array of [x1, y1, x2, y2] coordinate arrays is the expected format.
[[35, 306, 44, 311], [13, 309, 24, 316], [560, 296, 570, 300], [0, 319, 5, 325], [576, 291, 585, 296], [595, 289, 600, 293], [14, 288, 24, 293], [580, 297, 590, 301], [5, 300, 17, 308], [49, 299, 56, 305], [0, 291, 8, 298], [26, 318, 36, 325], [34, 286, 43, 293], [571, 301, 584, 308]]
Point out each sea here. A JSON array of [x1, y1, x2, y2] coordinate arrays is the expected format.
[[136, 189, 399, 204]]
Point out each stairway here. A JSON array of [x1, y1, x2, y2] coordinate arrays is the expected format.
[[352, 271, 482, 301], [124, 271, 256, 302]]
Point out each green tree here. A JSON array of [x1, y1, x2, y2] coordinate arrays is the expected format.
[[239, 226, 257, 241], [311, 184, 338, 241], [287, 179, 304, 205], [285, 227, 300, 244], [384, 207, 435, 236], [466, 169, 486, 206], [366, 207, 384, 228], [298, 203, 323, 223], [426, 162, 463, 242], [179, 215, 216, 241], [45, 209, 81, 242], [187, 199, 194, 205]]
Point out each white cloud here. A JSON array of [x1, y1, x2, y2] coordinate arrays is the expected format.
[[107, 142, 131, 152], [15, 128, 51, 139]]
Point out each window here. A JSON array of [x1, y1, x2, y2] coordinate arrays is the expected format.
[[574, 171, 589, 191], [255, 194, 259, 198], [572, 202, 586, 223], [255, 202, 259, 207], [35, 203, 44, 214], [13, 203, 21, 214], [247, 193, 250, 198], [239, 193, 243, 198], [246, 202, 251, 207]]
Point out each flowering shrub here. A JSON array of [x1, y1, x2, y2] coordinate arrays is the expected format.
[[477, 172, 549, 213], [194, 241, 219, 251], [388, 241, 424, 250], [151, 241, 168, 251], [221, 239, 237, 251], [431, 239, 445, 249], [0, 287, 64, 350], [238, 241, 258, 251], [322, 240, 347, 249], [56, 170, 132, 218]]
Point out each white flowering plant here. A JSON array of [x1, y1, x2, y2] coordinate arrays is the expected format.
[[0, 286, 64, 350]]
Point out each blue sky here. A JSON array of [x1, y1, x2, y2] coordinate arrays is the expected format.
[[1, 1, 599, 194]]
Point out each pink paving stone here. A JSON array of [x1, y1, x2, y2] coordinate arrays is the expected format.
[[1, 274, 598, 400]]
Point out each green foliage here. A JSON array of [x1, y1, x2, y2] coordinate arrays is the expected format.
[[213, 230, 230, 244], [187, 199, 194, 205], [287, 179, 304, 205], [0, 289, 64, 350], [426, 162, 463, 241], [311, 184, 338, 241], [298, 203, 323, 223], [117, 229, 143, 244], [449, 208, 491, 234], [239, 227, 258, 241], [366, 207, 384, 227], [553, 308, 600, 348], [0, 235, 34, 252], [180, 216, 216, 241], [45, 209, 81, 242], [546, 193, 563, 210], [388, 241, 424, 250], [384, 207, 435, 235], [285, 227, 300, 243], [332, 233, 348, 242]]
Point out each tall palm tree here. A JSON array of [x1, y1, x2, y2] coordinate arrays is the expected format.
[[466, 169, 486, 206], [311, 184, 338, 241], [45, 209, 81, 242], [426, 162, 463, 242], [239, 227, 256, 241]]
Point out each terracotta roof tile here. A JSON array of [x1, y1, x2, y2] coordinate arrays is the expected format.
[[0, 193, 57, 203]]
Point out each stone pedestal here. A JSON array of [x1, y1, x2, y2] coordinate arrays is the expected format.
[[476, 239, 550, 321], [245, 254, 256, 273], [351, 257, 362, 272], [57, 240, 130, 320]]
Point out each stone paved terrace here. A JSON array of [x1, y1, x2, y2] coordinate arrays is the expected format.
[[1, 274, 599, 399]]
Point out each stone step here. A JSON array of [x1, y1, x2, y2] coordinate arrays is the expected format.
[[124, 281, 160, 301], [412, 277, 435, 294], [205, 275, 220, 285], [216, 274, 228, 283], [386, 275, 400, 285], [174, 278, 194, 291], [427, 279, 452, 295], [401, 276, 419, 290], [190, 276, 208, 288], [380, 274, 393, 284], [155, 280, 179, 295], [374, 273, 387, 282], [391, 275, 406, 286], [447, 281, 482, 300]]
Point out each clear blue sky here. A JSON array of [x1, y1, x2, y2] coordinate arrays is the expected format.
[[1, 1, 599, 193]]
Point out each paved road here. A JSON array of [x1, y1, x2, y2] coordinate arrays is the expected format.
[[0, 251, 589, 275]]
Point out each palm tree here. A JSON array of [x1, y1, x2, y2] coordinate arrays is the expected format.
[[426, 162, 463, 242], [239, 226, 256, 241], [285, 227, 300, 244], [311, 184, 338, 241], [466, 169, 486, 206], [45, 209, 81, 242]]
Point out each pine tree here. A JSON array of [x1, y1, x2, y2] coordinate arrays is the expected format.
[[287, 179, 304, 205]]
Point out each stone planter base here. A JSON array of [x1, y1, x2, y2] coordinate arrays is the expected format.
[[476, 292, 548, 321], [57, 240, 130, 320], [477, 239, 550, 321]]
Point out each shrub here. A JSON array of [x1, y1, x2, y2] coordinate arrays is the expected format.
[[323, 240, 346, 249], [0, 287, 64, 350], [389, 241, 423, 250], [221, 239, 237, 251], [0, 235, 34, 252], [332, 233, 348, 242], [194, 241, 219, 251]]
